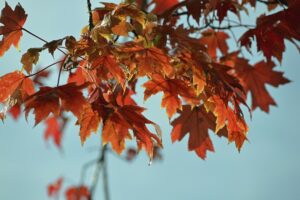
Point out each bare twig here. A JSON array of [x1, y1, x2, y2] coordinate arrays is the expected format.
[[90, 144, 109, 200], [103, 158, 110, 200], [25, 60, 64, 78], [87, 0, 94, 30], [257, 0, 287, 5], [22, 28, 68, 55]]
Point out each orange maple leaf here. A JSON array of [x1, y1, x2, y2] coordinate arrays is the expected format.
[[143, 74, 199, 118], [91, 55, 126, 87], [199, 29, 229, 58], [103, 104, 162, 158], [0, 3, 27, 56], [0, 71, 34, 119], [208, 96, 248, 150], [8, 104, 21, 120], [120, 44, 174, 77], [65, 185, 90, 200], [0, 71, 24, 103], [77, 104, 101, 144]]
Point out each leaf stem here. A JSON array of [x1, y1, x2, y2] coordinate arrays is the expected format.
[[22, 28, 48, 43], [22, 28, 68, 55], [25, 60, 64, 78]]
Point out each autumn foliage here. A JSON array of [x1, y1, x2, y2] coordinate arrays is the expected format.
[[0, 0, 299, 199]]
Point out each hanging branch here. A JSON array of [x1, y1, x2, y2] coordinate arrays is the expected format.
[[103, 158, 110, 200], [89, 144, 109, 200]]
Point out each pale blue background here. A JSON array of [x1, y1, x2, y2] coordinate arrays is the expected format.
[[0, 1, 299, 200]]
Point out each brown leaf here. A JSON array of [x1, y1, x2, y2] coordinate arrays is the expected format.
[[21, 48, 42, 74], [171, 105, 215, 159], [235, 60, 290, 112]]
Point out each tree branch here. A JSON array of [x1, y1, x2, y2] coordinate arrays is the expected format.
[[89, 144, 109, 200], [256, 0, 288, 6], [87, 0, 94, 30], [103, 157, 110, 200]]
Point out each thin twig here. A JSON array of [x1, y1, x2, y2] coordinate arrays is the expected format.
[[57, 63, 63, 87], [25, 60, 64, 78], [22, 28, 68, 55], [87, 0, 94, 30], [79, 159, 98, 184], [103, 158, 110, 200], [90, 144, 108, 199], [257, 0, 287, 5], [22, 28, 48, 43]]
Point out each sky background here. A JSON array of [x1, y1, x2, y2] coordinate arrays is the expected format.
[[0, 1, 300, 200]]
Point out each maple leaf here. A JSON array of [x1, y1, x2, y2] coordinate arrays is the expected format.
[[111, 21, 133, 36], [186, 0, 209, 23], [43, 38, 64, 56], [8, 104, 21, 120], [151, 0, 179, 15], [143, 74, 199, 118], [25, 83, 88, 126], [171, 105, 216, 159], [102, 112, 132, 154], [103, 104, 162, 158], [240, 5, 300, 62], [21, 48, 42, 74], [65, 185, 90, 200], [67, 67, 87, 86], [214, 0, 239, 23], [44, 117, 63, 148], [77, 104, 101, 144], [0, 71, 34, 119], [90, 55, 126, 87], [235, 60, 290, 112], [47, 177, 63, 197], [0, 3, 27, 56], [199, 29, 229, 58], [120, 44, 174, 77], [207, 96, 248, 150], [0, 71, 24, 103]]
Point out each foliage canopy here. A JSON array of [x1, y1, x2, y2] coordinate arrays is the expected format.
[[0, 0, 299, 199]]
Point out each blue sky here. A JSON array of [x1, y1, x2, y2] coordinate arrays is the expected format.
[[0, 1, 300, 200]]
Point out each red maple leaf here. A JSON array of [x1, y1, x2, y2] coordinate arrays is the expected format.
[[171, 105, 216, 159], [44, 117, 63, 148], [8, 104, 21, 120], [0, 3, 27, 56], [240, 4, 300, 62], [24, 83, 88, 125], [235, 60, 290, 112], [151, 0, 179, 15], [47, 177, 63, 197], [65, 185, 90, 200]]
